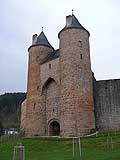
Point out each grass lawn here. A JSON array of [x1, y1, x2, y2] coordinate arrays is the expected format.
[[0, 132, 120, 160]]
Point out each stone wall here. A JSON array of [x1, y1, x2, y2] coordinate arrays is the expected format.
[[40, 58, 60, 135], [25, 45, 54, 136], [59, 28, 95, 136], [40, 58, 60, 90], [94, 79, 120, 131]]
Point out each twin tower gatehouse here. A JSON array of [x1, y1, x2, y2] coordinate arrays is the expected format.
[[21, 13, 120, 137], [20, 14, 120, 137], [21, 13, 95, 137]]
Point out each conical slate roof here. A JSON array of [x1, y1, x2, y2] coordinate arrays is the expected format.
[[70, 14, 85, 29], [36, 31, 53, 48], [28, 31, 53, 51], [58, 14, 89, 37]]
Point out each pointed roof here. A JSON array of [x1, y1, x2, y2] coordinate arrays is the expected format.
[[28, 31, 54, 51], [58, 14, 89, 37], [70, 14, 85, 29], [36, 31, 53, 47]]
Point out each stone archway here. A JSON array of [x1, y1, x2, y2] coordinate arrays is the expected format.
[[49, 121, 60, 136]]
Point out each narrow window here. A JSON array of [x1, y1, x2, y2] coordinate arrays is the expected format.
[[36, 56, 39, 61], [33, 103, 36, 110], [105, 86, 107, 90], [37, 86, 39, 91], [79, 40, 82, 47], [49, 64, 51, 69], [80, 54, 82, 59]]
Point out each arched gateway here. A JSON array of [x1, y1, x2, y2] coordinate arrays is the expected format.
[[48, 121, 60, 136]]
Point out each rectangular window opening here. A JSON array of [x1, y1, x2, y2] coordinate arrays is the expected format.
[[79, 40, 82, 47], [80, 54, 82, 59], [49, 64, 51, 69]]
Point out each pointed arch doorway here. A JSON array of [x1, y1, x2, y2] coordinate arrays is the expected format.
[[48, 120, 60, 136]]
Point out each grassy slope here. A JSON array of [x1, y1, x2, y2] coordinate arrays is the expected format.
[[0, 133, 120, 160]]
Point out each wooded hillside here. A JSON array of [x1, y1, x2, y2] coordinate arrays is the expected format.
[[0, 93, 26, 129]]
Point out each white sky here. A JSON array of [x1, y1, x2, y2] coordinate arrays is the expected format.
[[0, 0, 120, 94]]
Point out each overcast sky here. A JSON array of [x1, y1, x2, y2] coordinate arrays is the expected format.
[[0, 0, 120, 95]]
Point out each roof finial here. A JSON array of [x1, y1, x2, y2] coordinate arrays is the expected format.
[[42, 27, 43, 32], [72, 9, 74, 15]]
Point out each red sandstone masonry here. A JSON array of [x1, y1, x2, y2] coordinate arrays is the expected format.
[[21, 17, 95, 137], [59, 28, 95, 136], [25, 45, 54, 136]]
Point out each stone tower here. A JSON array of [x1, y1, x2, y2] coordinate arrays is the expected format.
[[25, 31, 54, 136], [21, 13, 95, 137], [59, 14, 95, 136]]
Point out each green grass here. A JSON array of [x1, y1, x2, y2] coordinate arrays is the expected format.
[[0, 132, 120, 160]]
